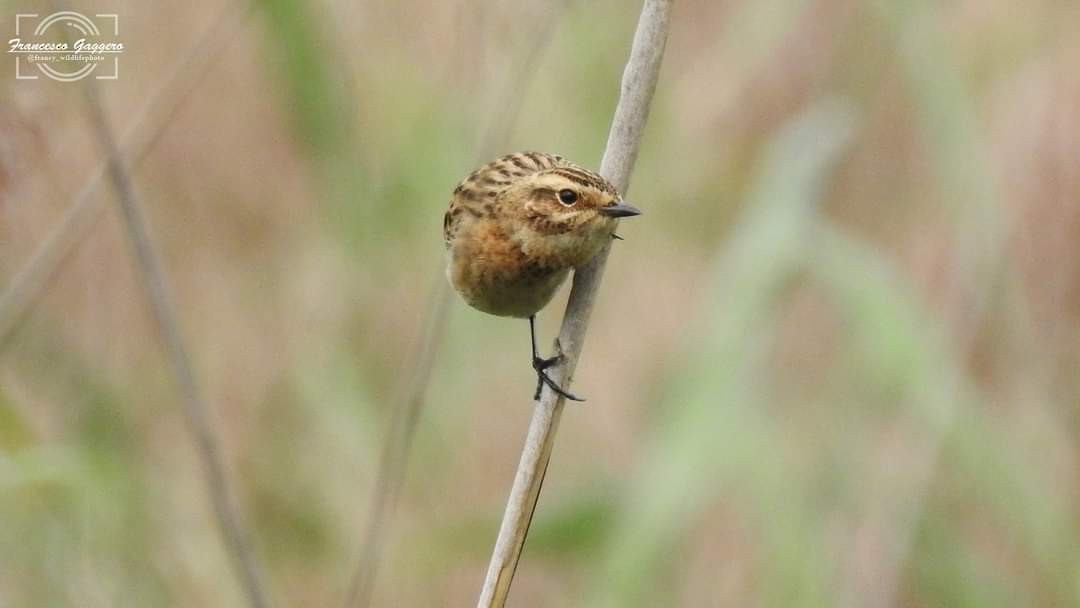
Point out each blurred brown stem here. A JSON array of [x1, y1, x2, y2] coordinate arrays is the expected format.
[[76, 30, 274, 608], [0, 0, 251, 350], [342, 4, 573, 607], [475, 1, 673, 607], [342, 278, 450, 608]]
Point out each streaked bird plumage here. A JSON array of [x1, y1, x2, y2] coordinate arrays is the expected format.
[[443, 151, 641, 401], [444, 151, 638, 318]]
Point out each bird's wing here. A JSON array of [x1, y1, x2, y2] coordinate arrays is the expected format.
[[443, 197, 463, 246]]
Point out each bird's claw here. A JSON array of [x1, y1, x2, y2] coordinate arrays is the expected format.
[[531, 348, 584, 402], [532, 354, 560, 372]]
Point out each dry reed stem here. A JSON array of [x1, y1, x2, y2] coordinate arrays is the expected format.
[[476, 1, 673, 606], [343, 5, 572, 606]]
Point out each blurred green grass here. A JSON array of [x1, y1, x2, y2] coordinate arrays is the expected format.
[[2, 0, 1080, 606]]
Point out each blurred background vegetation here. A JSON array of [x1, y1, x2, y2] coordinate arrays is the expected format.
[[2, 0, 1080, 606]]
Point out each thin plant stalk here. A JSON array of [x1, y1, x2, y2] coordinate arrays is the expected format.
[[342, 4, 573, 606], [0, 0, 252, 350], [77, 53, 274, 608], [476, 1, 673, 606]]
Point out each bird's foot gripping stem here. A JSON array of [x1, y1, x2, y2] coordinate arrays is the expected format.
[[531, 342, 584, 402]]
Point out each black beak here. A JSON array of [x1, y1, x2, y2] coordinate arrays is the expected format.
[[600, 201, 643, 218]]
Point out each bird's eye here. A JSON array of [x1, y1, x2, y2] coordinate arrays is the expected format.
[[557, 189, 578, 206]]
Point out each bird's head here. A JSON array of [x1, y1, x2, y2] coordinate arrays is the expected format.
[[497, 161, 641, 266]]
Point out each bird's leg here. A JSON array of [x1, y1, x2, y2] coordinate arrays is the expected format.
[[529, 315, 584, 402]]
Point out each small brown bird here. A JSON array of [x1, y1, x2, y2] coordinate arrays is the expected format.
[[444, 151, 641, 401]]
